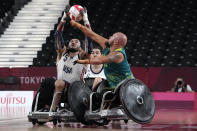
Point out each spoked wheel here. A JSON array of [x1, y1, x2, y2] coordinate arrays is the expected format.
[[68, 81, 93, 125], [120, 79, 155, 124]]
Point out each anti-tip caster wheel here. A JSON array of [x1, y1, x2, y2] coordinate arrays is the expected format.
[[32, 120, 36, 125], [124, 120, 128, 124], [53, 119, 57, 125], [37, 122, 45, 125], [58, 119, 61, 123]]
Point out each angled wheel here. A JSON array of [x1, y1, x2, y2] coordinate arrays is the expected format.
[[31, 91, 41, 112], [120, 79, 155, 124], [68, 81, 93, 125], [31, 78, 55, 112]]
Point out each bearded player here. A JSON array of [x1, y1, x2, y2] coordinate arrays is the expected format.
[[51, 5, 91, 111]]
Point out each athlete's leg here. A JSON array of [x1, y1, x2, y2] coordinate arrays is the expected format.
[[51, 80, 66, 111], [92, 77, 103, 91]]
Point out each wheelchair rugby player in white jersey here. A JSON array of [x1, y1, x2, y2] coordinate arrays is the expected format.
[[28, 5, 92, 125]]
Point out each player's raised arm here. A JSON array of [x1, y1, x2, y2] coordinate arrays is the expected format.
[[54, 28, 64, 63], [55, 5, 71, 51], [70, 20, 108, 49], [55, 7, 70, 63]]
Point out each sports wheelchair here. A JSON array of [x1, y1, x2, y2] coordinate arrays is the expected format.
[[28, 78, 155, 126]]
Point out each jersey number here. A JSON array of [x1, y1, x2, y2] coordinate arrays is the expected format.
[[63, 65, 72, 73]]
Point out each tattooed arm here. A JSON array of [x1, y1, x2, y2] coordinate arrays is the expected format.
[[70, 20, 108, 49], [76, 51, 124, 65]]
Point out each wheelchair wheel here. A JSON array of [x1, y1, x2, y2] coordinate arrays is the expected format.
[[31, 78, 55, 112], [68, 81, 93, 125], [120, 79, 155, 124]]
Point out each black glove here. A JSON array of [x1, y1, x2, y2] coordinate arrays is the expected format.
[[64, 5, 71, 23], [64, 5, 70, 13]]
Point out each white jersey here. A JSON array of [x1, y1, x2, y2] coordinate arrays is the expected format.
[[83, 64, 106, 79], [57, 53, 85, 83]]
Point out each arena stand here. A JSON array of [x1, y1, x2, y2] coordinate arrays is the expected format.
[[0, 0, 15, 35], [0, 0, 31, 35], [32, 0, 197, 67], [0, 0, 67, 67]]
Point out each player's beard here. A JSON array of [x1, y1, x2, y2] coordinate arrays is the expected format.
[[67, 47, 79, 53]]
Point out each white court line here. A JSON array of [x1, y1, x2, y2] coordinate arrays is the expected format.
[[0, 117, 27, 123]]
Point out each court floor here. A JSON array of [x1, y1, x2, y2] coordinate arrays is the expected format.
[[0, 108, 197, 131]]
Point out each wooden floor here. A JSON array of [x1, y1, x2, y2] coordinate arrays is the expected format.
[[0, 108, 197, 131]]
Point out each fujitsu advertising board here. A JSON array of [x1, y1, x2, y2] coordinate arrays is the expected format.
[[0, 91, 33, 107]]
